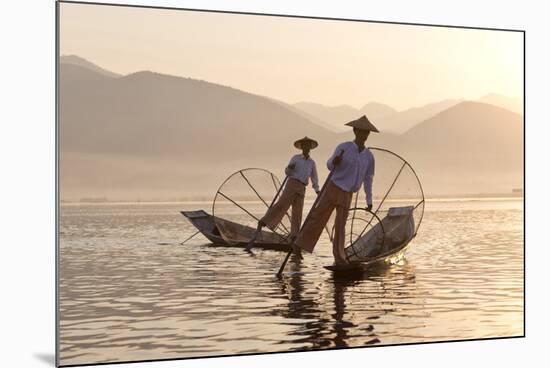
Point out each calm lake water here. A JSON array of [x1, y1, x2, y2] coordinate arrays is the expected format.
[[58, 198, 524, 366]]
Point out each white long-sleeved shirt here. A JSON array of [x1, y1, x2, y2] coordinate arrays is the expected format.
[[326, 141, 375, 205], [285, 154, 320, 192]]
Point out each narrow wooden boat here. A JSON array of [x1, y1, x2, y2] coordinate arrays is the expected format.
[[324, 206, 416, 274], [180, 210, 291, 251]]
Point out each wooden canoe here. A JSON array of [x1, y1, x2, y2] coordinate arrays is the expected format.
[[180, 210, 291, 251]]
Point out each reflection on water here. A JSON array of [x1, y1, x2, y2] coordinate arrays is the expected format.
[[59, 199, 524, 365]]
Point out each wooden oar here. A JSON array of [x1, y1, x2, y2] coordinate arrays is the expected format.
[[276, 150, 344, 277]]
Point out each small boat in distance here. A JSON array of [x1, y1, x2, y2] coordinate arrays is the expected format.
[[181, 210, 291, 251]]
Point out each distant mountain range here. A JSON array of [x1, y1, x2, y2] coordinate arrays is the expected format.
[[60, 55, 121, 78], [478, 93, 523, 115], [294, 94, 522, 134], [295, 99, 466, 133], [59, 55, 523, 200], [293, 102, 400, 133], [360, 102, 398, 120], [60, 56, 334, 199], [60, 64, 334, 158]]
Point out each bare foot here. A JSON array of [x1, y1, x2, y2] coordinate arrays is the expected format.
[[245, 224, 264, 252], [244, 239, 255, 252]]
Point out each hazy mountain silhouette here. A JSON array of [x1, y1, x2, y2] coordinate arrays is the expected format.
[[359, 102, 397, 120], [59, 57, 523, 200], [271, 99, 341, 132], [60, 55, 121, 78], [294, 99, 463, 134], [60, 61, 336, 199], [396, 101, 523, 194], [401, 101, 523, 169], [376, 99, 463, 133], [61, 65, 335, 158], [293, 102, 361, 132], [292, 101, 397, 132], [478, 93, 523, 114], [328, 100, 523, 195]]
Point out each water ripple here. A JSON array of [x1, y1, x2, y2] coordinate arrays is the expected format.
[[59, 200, 523, 365]]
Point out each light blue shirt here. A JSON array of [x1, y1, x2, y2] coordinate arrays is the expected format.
[[326, 141, 375, 205], [285, 154, 320, 192]]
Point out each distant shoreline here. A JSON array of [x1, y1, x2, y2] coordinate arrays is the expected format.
[[61, 192, 524, 205]]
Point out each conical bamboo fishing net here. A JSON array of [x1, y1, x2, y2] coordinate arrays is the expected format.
[[344, 148, 425, 262], [212, 168, 292, 245]]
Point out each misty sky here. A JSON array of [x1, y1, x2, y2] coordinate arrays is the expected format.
[[60, 2, 523, 111]]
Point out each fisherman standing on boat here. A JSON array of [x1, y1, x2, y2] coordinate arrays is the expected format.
[[293, 116, 378, 265], [246, 137, 320, 251]]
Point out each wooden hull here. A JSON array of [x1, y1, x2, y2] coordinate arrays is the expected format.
[[181, 210, 291, 252], [326, 206, 416, 274], [324, 241, 411, 274]]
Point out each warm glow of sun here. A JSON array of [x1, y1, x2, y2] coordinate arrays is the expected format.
[[60, 3, 523, 110]]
